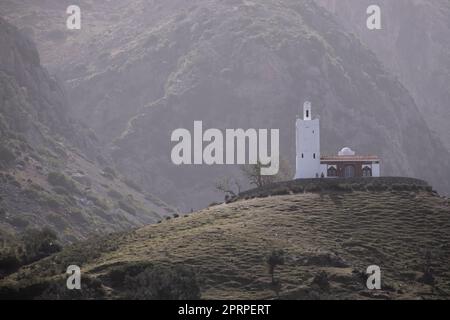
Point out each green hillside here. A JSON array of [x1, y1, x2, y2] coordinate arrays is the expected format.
[[1, 179, 449, 299]]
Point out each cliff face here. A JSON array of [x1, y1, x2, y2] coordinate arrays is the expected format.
[[0, 17, 175, 242], [315, 0, 450, 152], [2, 0, 449, 210], [0, 16, 68, 146]]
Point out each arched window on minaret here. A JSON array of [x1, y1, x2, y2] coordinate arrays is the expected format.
[[303, 101, 312, 120]]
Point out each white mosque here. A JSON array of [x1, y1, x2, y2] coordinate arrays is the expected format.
[[294, 101, 381, 179]]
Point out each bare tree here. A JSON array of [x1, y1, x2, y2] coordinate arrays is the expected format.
[[241, 157, 293, 188], [215, 157, 293, 198], [214, 177, 242, 198], [241, 161, 267, 188]]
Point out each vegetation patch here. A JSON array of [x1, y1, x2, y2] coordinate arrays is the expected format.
[[47, 172, 80, 194], [104, 262, 201, 300], [0, 145, 17, 167], [118, 200, 136, 215]]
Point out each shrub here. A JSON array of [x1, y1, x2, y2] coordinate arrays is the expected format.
[[271, 187, 290, 196], [118, 200, 136, 215], [419, 269, 435, 286], [0, 145, 16, 166], [1, 276, 104, 300], [350, 183, 365, 191], [107, 189, 123, 200], [304, 185, 322, 193], [366, 184, 387, 192], [43, 197, 61, 209], [51, 235, 119, 270], [208, 202, 221, 207], [52, 186, 69, 196], [9, 216, 29, 229], [123, 178, 142, 192], [0, 280, 50, 300], [335, 184, 353, 192], [20, 188, 39, 201], [0, 250, 21, 277], [103, 167, 117, 178], [38, 276, 105, 300], [419, 251, 435, 286], [47, 172, 79, 194], [120, 265, 201, 300], [312, 271, 330, 291], [86, 195, 109, 210], [69, 209, 87, 224], [47, 214, 68, 230], [291, 186, 304, 194], [101, 172, 115, 180], [267, 249, 285, 284], [19, 228, 62, 264]]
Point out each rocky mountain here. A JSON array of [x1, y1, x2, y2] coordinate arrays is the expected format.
[[2, 0, 449, 211], [0, 17, 176, 243], [315, 0, 450, 151], [1, 178, 449, 299]]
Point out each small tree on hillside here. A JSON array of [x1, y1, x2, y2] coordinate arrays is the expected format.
[[419, 250, 435, 285], [241, 157, 293, 188], [267, 249, 285, 284], [214, 157, 293, 199], [214, 177, 242, 199], [241, 161, 268, 188]]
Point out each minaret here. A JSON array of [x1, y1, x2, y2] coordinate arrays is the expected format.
[[295, 101, 321, 179]]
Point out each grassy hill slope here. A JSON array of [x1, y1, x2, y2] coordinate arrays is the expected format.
[[1, 178, 449, 299]]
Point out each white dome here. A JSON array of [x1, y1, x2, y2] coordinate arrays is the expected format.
[[338, 147, 356, 156]]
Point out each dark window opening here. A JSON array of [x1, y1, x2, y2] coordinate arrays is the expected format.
[[362, 166, 372, 177], [301, 153, 304, 158], [313, 153, 316, 159], [327, 167, 337, 177], [306, 110, 309, 118]]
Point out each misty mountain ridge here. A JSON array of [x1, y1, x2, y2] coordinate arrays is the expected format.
[[0, 17, 176, 243], [1, 0, 450, 210], [315, 0, 450, 152]]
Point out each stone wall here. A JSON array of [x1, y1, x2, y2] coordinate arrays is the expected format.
[[234, 177, 431, 202]]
